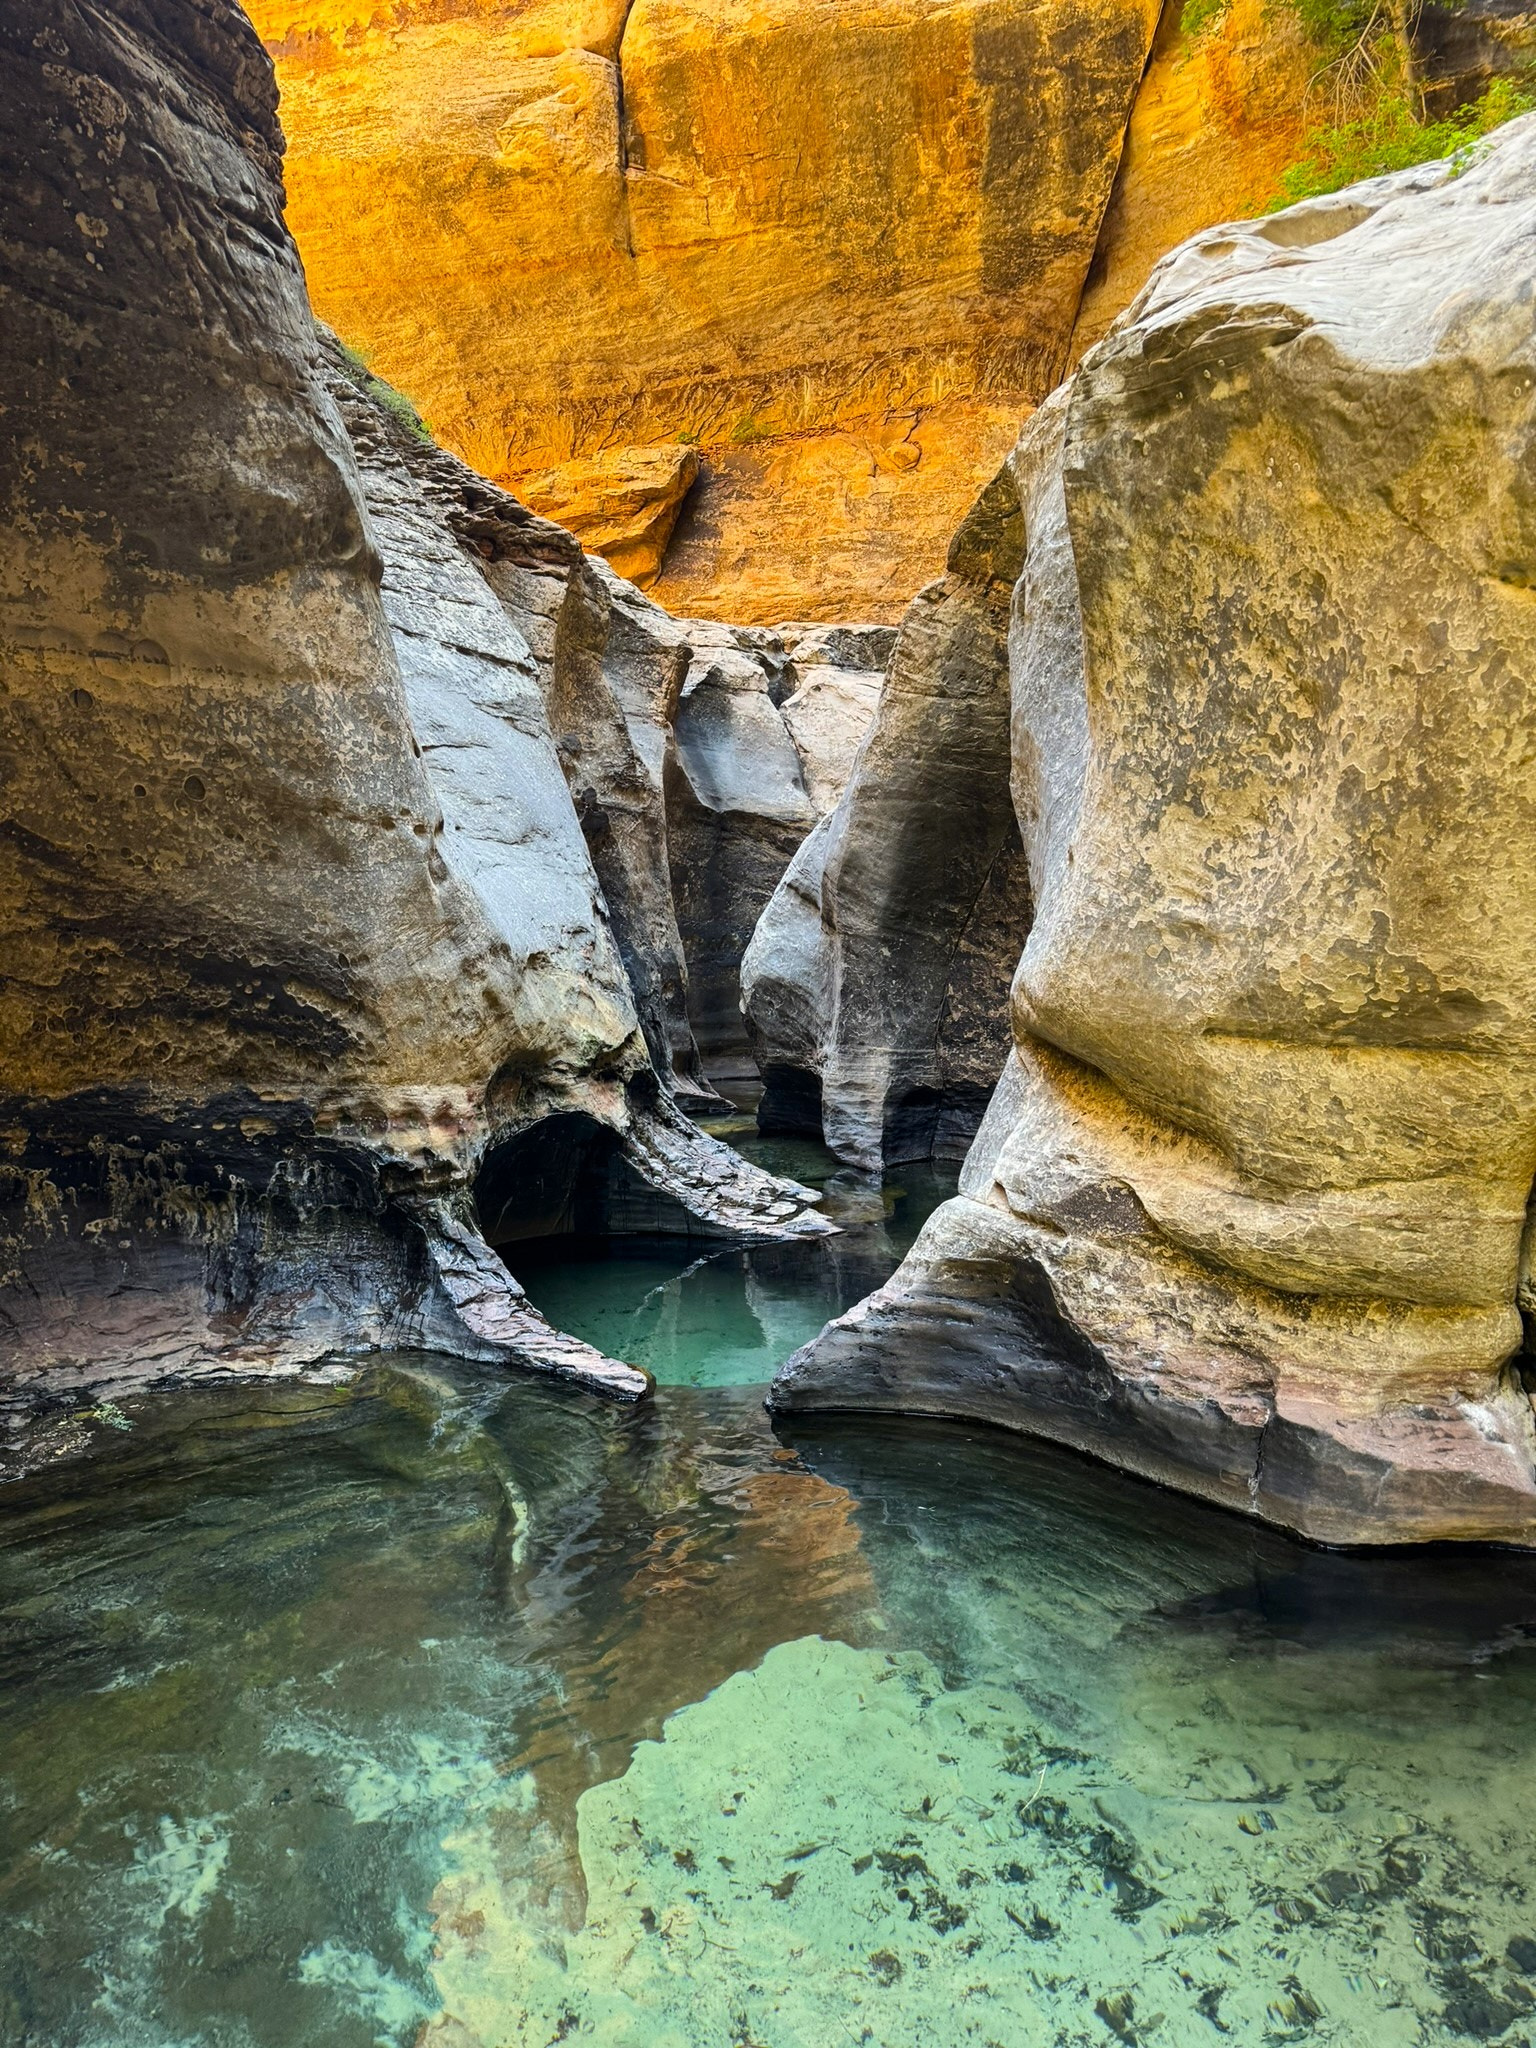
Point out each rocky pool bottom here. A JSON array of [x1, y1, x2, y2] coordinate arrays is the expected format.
[[4, 1125, 1536, 2048]]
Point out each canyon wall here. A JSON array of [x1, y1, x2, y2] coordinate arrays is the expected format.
[[742, 468, 1029, 1169], [775, 122, 1536, 1547], [0, 0, 827, 1434], [249, 0, 1536, 622], [246, 0, 1165, 620]]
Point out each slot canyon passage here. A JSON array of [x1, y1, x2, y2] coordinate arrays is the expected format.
[[9, 4, 1536, 2047]]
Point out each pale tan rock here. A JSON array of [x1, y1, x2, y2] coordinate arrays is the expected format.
[[662, 618, 884, 1068], [777, 630, 887, 817], [776, 122, 1536, 1546], [514, 444, 700, 588]]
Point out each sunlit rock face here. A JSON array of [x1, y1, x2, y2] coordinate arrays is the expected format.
[[514, 443, 699, 590], [1068, 0, 1536, 366], [245, 0, 1161, 620], [742, 470, 1030, 1170], [777, 123, 1536, 1546], [1067, 0, 1314, 363], [0, 0, 825, 1417]]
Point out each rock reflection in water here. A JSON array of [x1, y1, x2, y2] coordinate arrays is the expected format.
[[507, 1124, 953, 1387], [4, 1356, 1536, 2045]]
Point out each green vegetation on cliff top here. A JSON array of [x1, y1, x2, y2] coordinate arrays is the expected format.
[[1181, 0, 1534, 204], [1276, 76, 1535, 201]]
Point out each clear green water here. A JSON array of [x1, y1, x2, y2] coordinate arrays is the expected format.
[[508, 1118, 955, 1388], [5, 1134, 1536, 2046]]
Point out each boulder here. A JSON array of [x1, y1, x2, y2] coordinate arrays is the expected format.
[[776, 627, 889, 816], [514, 443, 700, 588], [775, 122, 1536, 1546], [743, 469, 1031, 1168], [245, 0, 1162, 618], [0, 0, 827, 1439]]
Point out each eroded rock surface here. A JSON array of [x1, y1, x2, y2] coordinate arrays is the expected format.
[[0, 0, 826, 1435], [776, 124, 1536, 1545], [1070, 0, 1536, 365], [666, 621, 887, 1070], [743, 471, 1030, 1169], [349, 387, 716, 1104], [515, 443, 699, 589]]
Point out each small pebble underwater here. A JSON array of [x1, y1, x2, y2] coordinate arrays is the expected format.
[[5, 1120, 1536, 2047]]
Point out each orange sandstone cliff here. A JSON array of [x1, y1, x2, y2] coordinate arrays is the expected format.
[[1070, 0, 1314, 362], [250, 0, 1316, 617]]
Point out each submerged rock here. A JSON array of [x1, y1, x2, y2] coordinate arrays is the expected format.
[[0, 0, 826, 1429], [776, 123, 1536, 1546], [743, 468, 1031, 1168]]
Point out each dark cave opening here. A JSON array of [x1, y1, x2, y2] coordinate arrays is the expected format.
[[472, 1111, 727, 1258], [755, 1061, 824, 1141]]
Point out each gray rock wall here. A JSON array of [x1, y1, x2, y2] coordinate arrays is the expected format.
[[742, 469, 1031, 1169], [665, 621, 890, 1072], [0, 0, 827, 1436]]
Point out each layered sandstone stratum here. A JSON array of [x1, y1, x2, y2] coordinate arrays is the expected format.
[[248, 0, 1530, 620], [247, 0, 1165, 619]]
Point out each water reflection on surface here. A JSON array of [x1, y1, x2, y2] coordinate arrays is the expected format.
[[4, 1186, 1536, 2042], [507, 1119, 953, 1387]]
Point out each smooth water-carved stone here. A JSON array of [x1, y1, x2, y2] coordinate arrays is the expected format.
[[0, 0, 825, 1433], [743, 469, 1031, 1168], [777, 123, 1536, 1545], [665, 622, 884, 1068]]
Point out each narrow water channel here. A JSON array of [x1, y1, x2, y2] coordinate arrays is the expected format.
[[4, 1122, 1536, 2046]]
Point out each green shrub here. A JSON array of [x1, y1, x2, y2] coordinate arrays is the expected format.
[[370, 378, 434, 444], [334, 336, 434, 444], [1179, 0, 1231, 40], [1273, 75, 1535, 204]]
